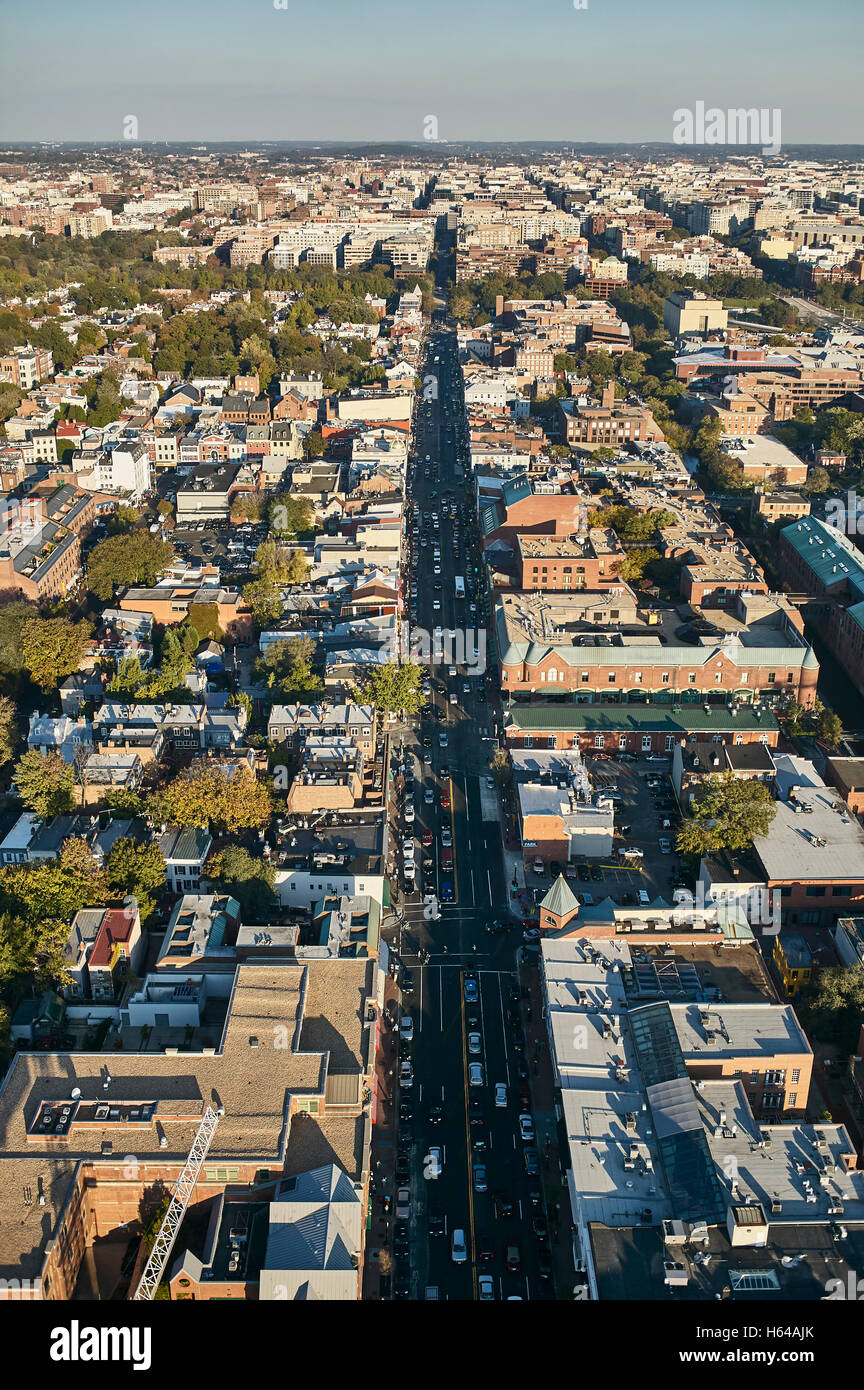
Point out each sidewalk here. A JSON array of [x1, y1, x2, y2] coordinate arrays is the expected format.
[[362, 977, 400, 1301], [517, 961, 577, 1299]]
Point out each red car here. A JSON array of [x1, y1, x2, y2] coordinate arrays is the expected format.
[[440, 792, 451, 809]]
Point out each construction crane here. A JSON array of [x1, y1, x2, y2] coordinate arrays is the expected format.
[[132, 1104, 223, 1301]]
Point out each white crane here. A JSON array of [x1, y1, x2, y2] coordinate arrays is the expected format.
[[132, 1105, 223, 1301]]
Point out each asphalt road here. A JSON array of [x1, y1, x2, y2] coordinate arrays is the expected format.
[[385, 326, 555, 1302]]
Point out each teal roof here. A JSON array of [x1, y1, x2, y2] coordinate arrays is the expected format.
[[540, 873, 579, 919], [505, 703, 779, 734], [781, 516, 864, 599]]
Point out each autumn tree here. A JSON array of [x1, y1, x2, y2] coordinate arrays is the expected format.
[[20, 615, 91, 690], [13, 749, 75, 817]]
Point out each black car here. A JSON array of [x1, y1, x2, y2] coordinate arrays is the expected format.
[[493, 1191, 515, 1218], [428, 1102, 443, 1125]]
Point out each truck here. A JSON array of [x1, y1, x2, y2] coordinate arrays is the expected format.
[[454, 575, 465, 599]]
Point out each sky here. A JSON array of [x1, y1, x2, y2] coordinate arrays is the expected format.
[[0, 0, 862, 145]]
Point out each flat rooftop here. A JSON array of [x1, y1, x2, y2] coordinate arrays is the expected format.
[[0, 959, 374, 1282]]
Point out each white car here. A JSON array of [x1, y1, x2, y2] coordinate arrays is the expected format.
[[468, 1031, 482, 1055], [426, 1145, 443, 1179], [468, 1062, 484, 1087], [403, 839, 416, 859]]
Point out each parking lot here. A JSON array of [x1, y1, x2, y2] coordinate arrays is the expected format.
[[525, 758, 688, 908]]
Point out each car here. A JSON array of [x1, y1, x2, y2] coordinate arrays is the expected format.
[[463, 976, 479, 1003], [494, 1082, 507, 1108], [523, 1146, 539, 1175], [451, 1228, 468, 1264], [638, 889, 651, 905], [404, 804, 415, 823], [399, 1060, 413, 1087], [400, 1015, 414, 1042], [473, 1163, 488, 1193], [659, 837, 671, 854], [468, 1062, 484, 1087], [494, 1191, 515, 1219], [440, 791, 451, 809], [468, 1031, 482, 1055], [426, 1145, 443, 1179], [477, 1234, 494, 1262], [506, 1244, 521, 1273], [441, 827, 452, 847], [518, 1115, 535, 1142], [577, 864, 591, 881], [439, 732, 448, 747], [478, 1274, 495, 1301], [440, 879, 453, 902]]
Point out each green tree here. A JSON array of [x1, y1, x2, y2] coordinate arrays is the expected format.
[[206, 844, 277, 919], [676, 772, 776, 857], [20, 615, 91, 691], [12, 750, 75, 817], [87, 533, 174, 601], [356, 660, 422, 715], [797, 964, 864, 1052]]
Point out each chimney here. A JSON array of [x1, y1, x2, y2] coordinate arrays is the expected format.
[[601, 381, 615, 410]]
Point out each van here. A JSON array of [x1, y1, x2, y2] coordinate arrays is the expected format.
[[451, 1228, 467, 1264]]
